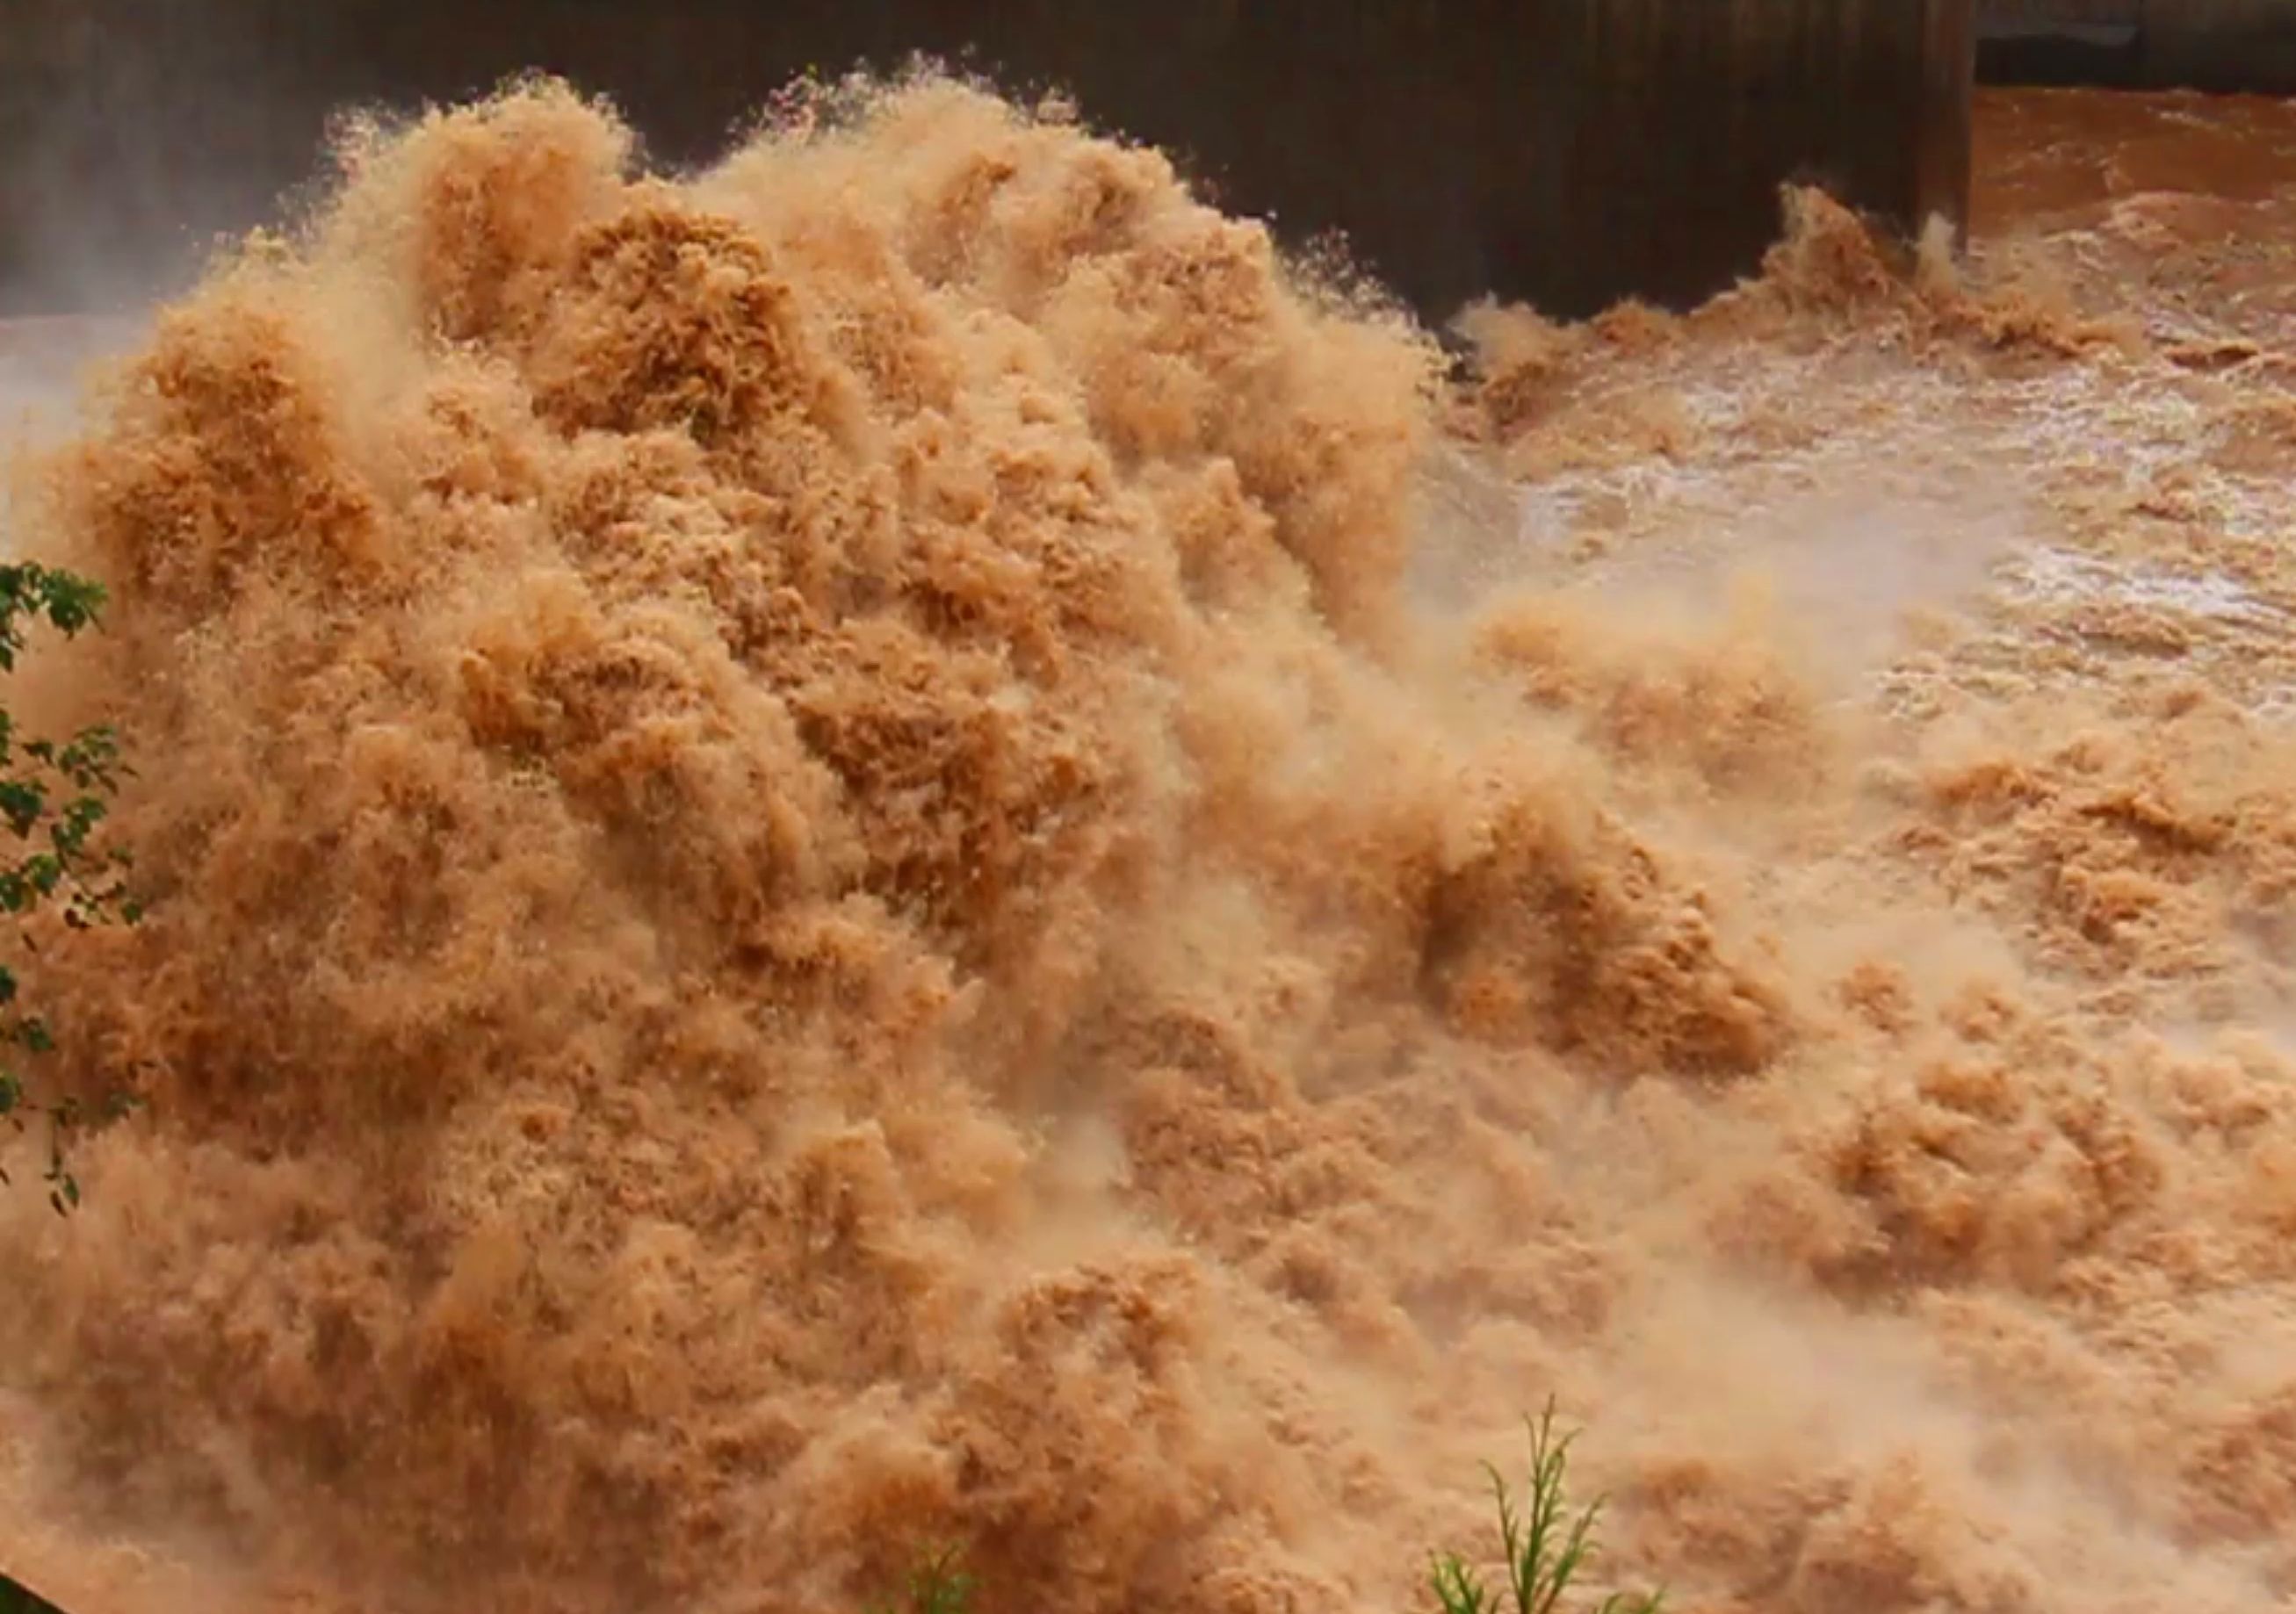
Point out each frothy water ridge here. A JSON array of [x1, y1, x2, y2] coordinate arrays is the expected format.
[[4, 75, 2296, 1614]]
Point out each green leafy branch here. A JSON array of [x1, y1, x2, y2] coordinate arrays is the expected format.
[[0, 562, 142, 1215]]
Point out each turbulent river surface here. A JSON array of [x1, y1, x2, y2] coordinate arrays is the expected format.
[[4, 78, 2296, 1614]]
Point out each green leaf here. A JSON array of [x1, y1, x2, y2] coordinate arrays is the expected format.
[[0, 781, 44, 838]]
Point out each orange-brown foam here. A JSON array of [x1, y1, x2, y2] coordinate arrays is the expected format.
[[3, 73, 2296, 1614]]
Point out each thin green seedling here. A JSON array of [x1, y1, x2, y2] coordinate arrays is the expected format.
[[866, 1543, 976, 1614], [1430, 1399, 1664, 1614]]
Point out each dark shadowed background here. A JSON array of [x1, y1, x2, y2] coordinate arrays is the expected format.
[[0, 0, 1973, 325]]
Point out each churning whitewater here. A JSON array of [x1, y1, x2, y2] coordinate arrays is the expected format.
[[4, 71, 2296, 1614]]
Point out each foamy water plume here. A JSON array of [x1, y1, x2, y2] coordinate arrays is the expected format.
[[1, 70, 2293, 1614]]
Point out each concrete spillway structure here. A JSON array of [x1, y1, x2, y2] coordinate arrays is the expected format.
[[0, 0, 1976, 327], [1979, 0, 2296, 90], [1535, 0, 1975, 314]]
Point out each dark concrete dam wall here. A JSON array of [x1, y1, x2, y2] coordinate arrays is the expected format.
[[1979, 0, 2296, 90], [1977, 0, 2146, 83], [2147, 1, 2296, 91], [0, 0, 1974, 326], [1549, 0, 1973, 317]]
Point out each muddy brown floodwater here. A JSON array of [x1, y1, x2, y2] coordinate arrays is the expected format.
[[5, 76, 2296, 1614]]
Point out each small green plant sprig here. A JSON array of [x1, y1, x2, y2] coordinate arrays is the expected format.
[[866, 1544, 975, 1614], [0, 561, 141, 1215], [1430, 1400, 1664, 1614]]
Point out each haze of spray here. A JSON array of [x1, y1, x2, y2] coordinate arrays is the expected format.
[[2, 75, 2294, 1614]]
